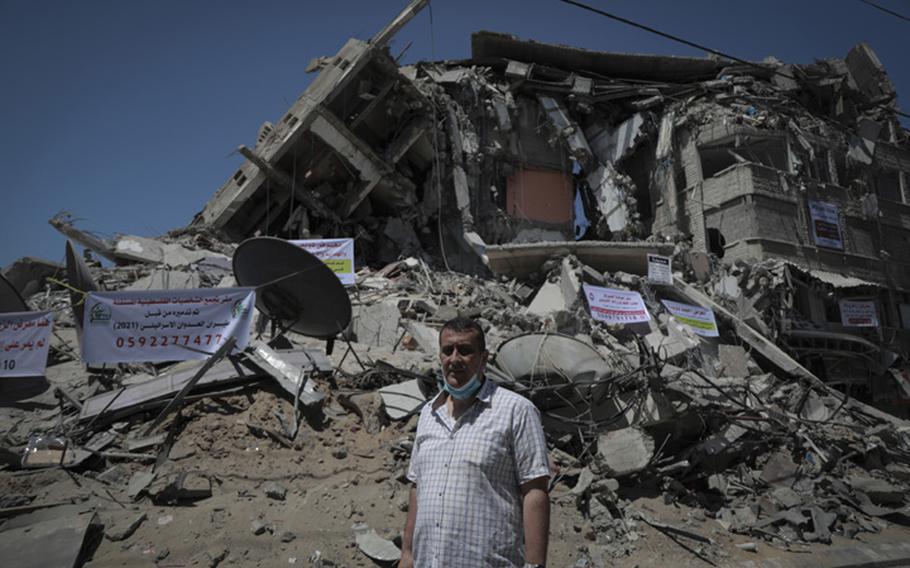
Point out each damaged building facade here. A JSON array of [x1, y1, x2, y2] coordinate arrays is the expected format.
[[192, 2, 910, 402]]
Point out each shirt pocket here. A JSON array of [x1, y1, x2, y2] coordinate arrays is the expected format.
[[461, 429, 511, 477]]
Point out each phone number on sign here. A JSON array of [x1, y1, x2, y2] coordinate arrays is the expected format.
[[114, 334, 226, 348]]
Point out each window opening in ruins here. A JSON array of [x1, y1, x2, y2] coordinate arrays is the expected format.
[[792, 147, 833, 183], [707, 228, 726, 258], [824, 295, 841, 324], [875, 167, 902, 202], [282, 113, 299, 128], [899, 299, 910, 329], [699, 138, 787, 179], [790, 274, 825, 325], [621, 139, 656, 226]]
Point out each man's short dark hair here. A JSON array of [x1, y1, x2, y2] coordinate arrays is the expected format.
[[440, 316, 486, 352]]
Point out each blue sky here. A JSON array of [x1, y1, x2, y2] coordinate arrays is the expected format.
[[1, 0, 906, 268]]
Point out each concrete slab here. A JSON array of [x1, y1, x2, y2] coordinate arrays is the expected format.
[[719, 345, 751, 377], [0, 510, 101, 568], [527, 280, 567, 317], [744, 541, 910, 568], [486, 241, 675, 279], [378, 379, 427, 420], [353, 301, 401, 348], [126, 267, 200, 290], [645, 329, 697, 360], [559, 257, 581, 308], [405, 321, 439, 356]]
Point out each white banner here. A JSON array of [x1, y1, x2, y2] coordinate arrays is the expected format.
[[662, 300, 719, 337], [840, 300, 879, 327], [647, 254, 673, 285], [290, 238, 355, 285], [808, 200, 843, 250], [82, 288, 256, 364], [0, 311, 53, 377], [583, 284, 651, 325]]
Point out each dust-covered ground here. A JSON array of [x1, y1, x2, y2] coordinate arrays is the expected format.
[[4, 380, 909, 568]]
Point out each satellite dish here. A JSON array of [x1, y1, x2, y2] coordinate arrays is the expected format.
[[0, 273, 28, 314], [233, 237, 352, 339], [65, 240, 98, 329], [494, 333, 612, 410]]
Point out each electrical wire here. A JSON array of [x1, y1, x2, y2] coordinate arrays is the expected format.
[[860, 0, 910, 22], [557, 0, 910, 120]]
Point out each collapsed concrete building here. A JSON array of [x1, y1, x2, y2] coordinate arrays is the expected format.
[[191, 1, 910, 405], [9, 2, 910, 566]]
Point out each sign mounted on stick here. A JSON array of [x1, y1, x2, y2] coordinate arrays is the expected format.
[[81, 288, 256, 364], [583, 284, 651, 325], [661, 299, 719, 337], [290, 238, 355, 285], [839, 300, 879, 327], [808, 200, 844, 250], [0, 311, 53, 377], [647, 254, 673, 285]]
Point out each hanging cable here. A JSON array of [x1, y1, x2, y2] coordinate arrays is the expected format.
[[557, 0, 910, 120], [860, 0, 910, 22]]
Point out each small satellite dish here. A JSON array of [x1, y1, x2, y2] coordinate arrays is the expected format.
[[65, 240, 98, 329], [233, 237, 352, 339], [0, 273, 28, 314]]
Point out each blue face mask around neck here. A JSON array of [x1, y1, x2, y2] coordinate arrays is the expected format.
[[442, 372, 483, 400]]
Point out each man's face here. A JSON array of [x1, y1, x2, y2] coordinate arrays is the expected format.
[[439, 328, 488, 388]]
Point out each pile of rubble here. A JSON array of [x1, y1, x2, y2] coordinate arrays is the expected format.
[[3, 222, 910, 566], [5, 1, 910, 566]]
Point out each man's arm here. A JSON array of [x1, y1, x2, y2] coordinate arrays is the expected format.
[[399, 485, 418, 568], [521, 476, 549, 565]]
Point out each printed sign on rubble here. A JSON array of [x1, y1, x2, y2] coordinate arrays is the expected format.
[[839, 300, 879, 327], [290, 238, 355, 286], [0, 311, 54, 377], [662, 299, 720, 337], [808, 200, 844, 250], [583, 284, 651, 325], [647, 254, 673, 285], [81, 288, 256, 364]]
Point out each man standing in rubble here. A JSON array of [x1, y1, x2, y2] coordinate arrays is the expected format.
[[400, 317, 550, 568]]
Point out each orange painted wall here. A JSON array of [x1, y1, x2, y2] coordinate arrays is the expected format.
[[505, 169, 573, 223]]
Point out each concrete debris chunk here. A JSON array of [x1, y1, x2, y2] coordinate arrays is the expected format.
[[105, 512, 147, 541], [352, 522, 401, 563], [353, 301, 401, 348], [127, 471, 157, 501], [527, 280, 568, 318], [149, 471, 212, 504], [645, 329, 697, 360], [403, 321, 440, 356], [0, 511, 103, 568], [378, 379, 427, 420], [849, 477, 906, 506], [717, 344, 751, 377], [760, 451, 799, 488], [596, 427, 654, 477], [251, 519, 271, 535], [263, 481, 287, 501], [586, 164, 630, 234]]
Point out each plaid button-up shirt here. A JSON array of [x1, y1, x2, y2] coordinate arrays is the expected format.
[[407, 379, 550, 567]]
